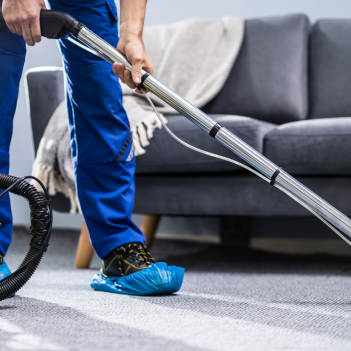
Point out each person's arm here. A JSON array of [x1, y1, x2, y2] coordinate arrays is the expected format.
[[2, 0, 46, 46], [113, 0, 153, 93]]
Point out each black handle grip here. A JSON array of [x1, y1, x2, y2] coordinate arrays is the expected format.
[[0, 7, 83, 38]]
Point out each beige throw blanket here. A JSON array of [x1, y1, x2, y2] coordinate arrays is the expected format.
[[124, 16, 244, 154], [32, 17, 245, 212]]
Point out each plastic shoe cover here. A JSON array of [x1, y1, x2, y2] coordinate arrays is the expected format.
[[0, 260, 12, 280], [91, 262, 185, 295], [0, 260, 15, 298]]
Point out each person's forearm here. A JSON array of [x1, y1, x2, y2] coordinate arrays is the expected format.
[[115, 0, 153, 89], [119, 0, 147, 39]]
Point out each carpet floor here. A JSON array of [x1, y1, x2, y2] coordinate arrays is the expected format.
[[1, 227, 351, 351]]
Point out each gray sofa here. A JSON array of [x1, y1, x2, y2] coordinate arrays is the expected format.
[[25, 13, 351, 227]]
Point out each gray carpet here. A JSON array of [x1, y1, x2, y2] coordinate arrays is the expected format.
[[1, 227, 351, 351]]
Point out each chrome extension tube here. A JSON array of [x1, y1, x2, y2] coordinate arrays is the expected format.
[[77, 26, 351, 244]]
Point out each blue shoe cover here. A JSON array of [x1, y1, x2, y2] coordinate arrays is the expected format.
[[0, 261, 15, 298], [91, 262, 185, 295], [0, 260, 12, 280]]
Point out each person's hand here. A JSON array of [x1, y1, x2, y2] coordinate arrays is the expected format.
[[2, 0, 46, 46], [113, 29, 154, 94]]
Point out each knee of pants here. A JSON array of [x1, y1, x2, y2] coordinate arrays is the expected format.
[[76, 158, 136, 217], [64, 62, 132, 166]]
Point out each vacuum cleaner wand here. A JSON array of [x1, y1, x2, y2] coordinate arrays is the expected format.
[[1, 9, 351, 245], [74, 25, 351, 245]]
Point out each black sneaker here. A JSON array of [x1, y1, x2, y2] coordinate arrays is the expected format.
[[101, 242, 155, 278]]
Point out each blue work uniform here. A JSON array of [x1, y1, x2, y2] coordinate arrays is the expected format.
[[0, 0, 146, 259]]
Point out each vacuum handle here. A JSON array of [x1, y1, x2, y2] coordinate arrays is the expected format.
[[0, 6, 133, 72], [0, 7, 83, 38]]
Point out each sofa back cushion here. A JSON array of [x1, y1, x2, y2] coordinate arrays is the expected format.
[[26, 67, 65, 155], [25, 67, 70, 213], [309, 19, 351, 119], [203, 14, 311, 125]]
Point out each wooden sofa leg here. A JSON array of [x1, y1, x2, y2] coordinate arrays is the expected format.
[[140, 215, 161, 249], [75, 221, 94, 269]]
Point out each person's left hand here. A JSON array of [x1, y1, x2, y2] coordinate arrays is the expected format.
[[114, 31, 153, 94]]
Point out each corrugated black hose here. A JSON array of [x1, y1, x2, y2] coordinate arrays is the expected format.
[[0, 175, 52, 301]]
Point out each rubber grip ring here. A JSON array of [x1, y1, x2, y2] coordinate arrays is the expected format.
[[136, 73, 150, 90], [209, 123, 222, 139], [270, 169, 281, 186]]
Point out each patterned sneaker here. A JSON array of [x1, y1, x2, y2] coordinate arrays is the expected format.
[[101, 242, 155, 278]]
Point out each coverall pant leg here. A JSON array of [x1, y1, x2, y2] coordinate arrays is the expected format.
[[48, 0, 146, 259], [0, 9, 26, 256], [0, 0, 145, 258]]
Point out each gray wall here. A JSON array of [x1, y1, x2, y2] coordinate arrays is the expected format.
[[9, 0, 351, 232]]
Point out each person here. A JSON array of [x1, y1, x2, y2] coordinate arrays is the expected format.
[[0, 0, 155, 282]]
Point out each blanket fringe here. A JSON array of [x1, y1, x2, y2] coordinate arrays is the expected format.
[[131, 112, 167, 156], [31, 161, 80, 214]]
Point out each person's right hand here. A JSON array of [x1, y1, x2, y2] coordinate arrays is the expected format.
[[2, 0, 46, 46]]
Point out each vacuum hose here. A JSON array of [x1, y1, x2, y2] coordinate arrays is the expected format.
[[0, 175, 52, 301]]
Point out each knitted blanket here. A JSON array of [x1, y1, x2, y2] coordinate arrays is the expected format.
[[32, 17, 244, 212]]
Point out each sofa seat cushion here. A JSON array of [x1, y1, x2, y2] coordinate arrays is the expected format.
[[135, 115, 276, 174], [264, 117, 351, 175]]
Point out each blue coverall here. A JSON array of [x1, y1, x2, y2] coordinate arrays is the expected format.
[[0, 0, 146, 259]]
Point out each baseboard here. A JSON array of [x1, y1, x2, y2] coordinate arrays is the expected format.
[[156, 233, 351, 256], [251, 238, 351, 256], [155, 233, 220, 244]]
